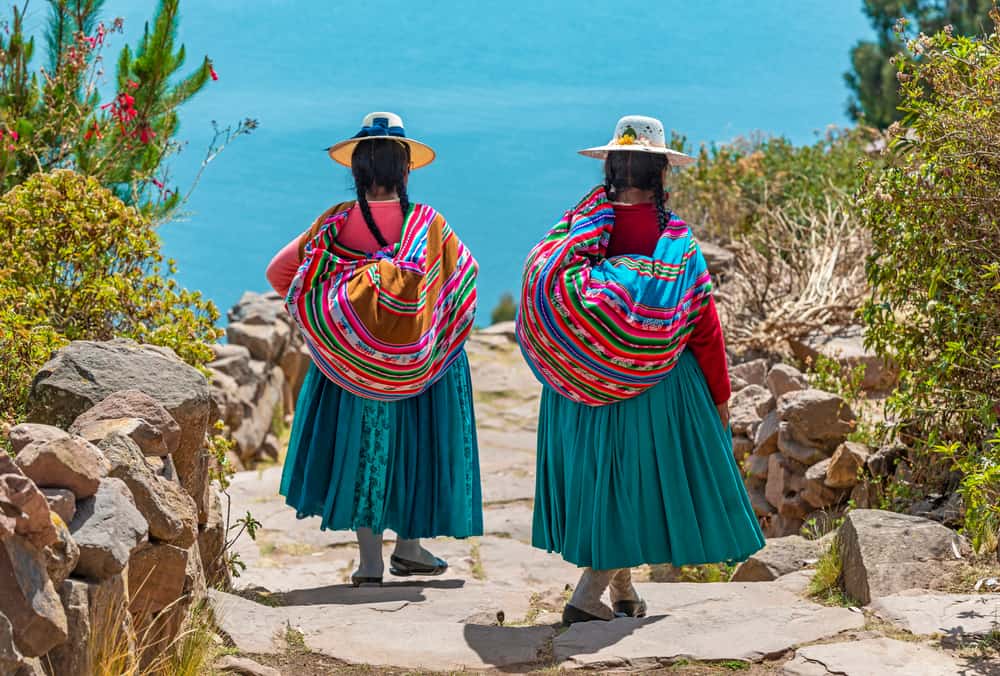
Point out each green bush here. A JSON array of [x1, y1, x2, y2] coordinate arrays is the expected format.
[[490, 292, 518, 325], [858, 12, 1000, 551], [0, 170, 221, 426], [669, 127, 870, 242]]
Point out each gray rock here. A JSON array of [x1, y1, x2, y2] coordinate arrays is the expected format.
[[766, 363, 809, 399], [279, 342, 311, 407], [69, 389, 181, 457], [825, 441, 870, 488], [783, 637, 964, 675], [209, 369, 244, 431], [745, 453, 770, 481], [730, 385, 775, 436], [778, 423, 834, 467], [730, 358, 768, 388], [700, 241, 735, 273], [789, 325, 899, 392], [15, 436, 109, 499], [777, 389, 856, 454], [99, 433, 197, 547], [870, 592, 1000, 637], [0, 535, 68, 657], [215, 655, 281, 676], [41, 488, 76, 525], [27, 339, 211, 521], [747, 483, 775, 518], [765, 453, 808, 520], [209, 349, 256, 387], [731, 535, 826, 582], [763, 513, 805, 539], [45, 579, 91, 676], [801, 459, 844, 509], [838, 509, 969, 605], [226, 321, 290, 363], [753, 409, 779, 456], [232, 366, 284, 461], [69, 478, 148, 579], [44, 516, 79, 587], [6, 424, 68, 455], [554, 580, 864, 669]]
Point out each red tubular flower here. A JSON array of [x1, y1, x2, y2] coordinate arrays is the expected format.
[[138, 126, 156, 144], [10, 131, 18, 141], [209, 65, 219, 81]]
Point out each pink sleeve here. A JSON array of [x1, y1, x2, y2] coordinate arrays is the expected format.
[[265, 236, 303, 298]]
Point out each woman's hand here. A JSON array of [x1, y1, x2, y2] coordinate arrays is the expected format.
[[716, 401, 730, 429]]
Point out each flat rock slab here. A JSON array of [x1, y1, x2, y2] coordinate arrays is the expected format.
[[554, 581, 864, 670], [783, 637, 964, 675], [870, 592, 1000, 637], [209, 588, 554, 671]]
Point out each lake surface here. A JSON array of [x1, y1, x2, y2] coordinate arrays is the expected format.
[[84, 1, 872, 317]]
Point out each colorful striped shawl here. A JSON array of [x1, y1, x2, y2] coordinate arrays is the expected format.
[[516, 186, 713, 406], [286, 201, 478, 401]]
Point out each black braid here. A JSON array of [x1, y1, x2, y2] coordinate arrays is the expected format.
[[350, 138, 411, 249], [653, 178, 669, 232], [604, 158, 615, 198], [354, 174, 389, 248]]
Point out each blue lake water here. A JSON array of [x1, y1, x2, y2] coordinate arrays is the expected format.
[[86, 1, 872, 318]]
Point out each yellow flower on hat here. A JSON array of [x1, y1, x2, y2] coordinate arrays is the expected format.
[[616, 125, 638, 145]]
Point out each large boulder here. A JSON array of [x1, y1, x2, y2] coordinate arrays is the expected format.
[[0, 612, 28, 675], [99, 434, 198, 547], [209, 344, 256, 386], [128, 542, 190, 616], [730, 385, 775, 437], [766, 363, 809, 399], [789, 325, 898, 391], [731, 535, 827, 582], [226, 321, 290, 364], [837, 509, 969, 605], [44, 579, 91, 676], [0, 535, 68, 657], [0, 456, 57, 548], [28, 339, 212, 519], [279, 342, 311, 408], [6, 424, 68, 455], [69, 390, 181, 457], [232, 366, 284, 462], [777, 389, 856, 453], [69, 478, 148, 579], [14, 436, 109, 500]]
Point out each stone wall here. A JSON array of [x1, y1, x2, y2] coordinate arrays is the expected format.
[[212, 291, 310, 469], [2, 339, 228, 674]]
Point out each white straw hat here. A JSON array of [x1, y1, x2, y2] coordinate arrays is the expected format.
[[327, 112, 436, 169], [579, 115, 694, 166]]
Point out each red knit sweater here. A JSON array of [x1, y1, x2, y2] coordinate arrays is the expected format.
[[608, 203, 731, 405]]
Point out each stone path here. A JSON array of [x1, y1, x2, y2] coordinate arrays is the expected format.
[[209, 331, 1000, 674]]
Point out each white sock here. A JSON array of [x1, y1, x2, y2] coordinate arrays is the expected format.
[[569, 568, 614, 620], [354, 527, 384, 579], [609, 568, 640, 603], [392, 538, 440, 566]]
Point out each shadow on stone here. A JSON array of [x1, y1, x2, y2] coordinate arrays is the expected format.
[[273, 578, 465, 606], [461, 622, 560, 670]]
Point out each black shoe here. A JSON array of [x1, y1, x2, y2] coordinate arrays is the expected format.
[[388, 554, 448, 577], [562, 604, 613, 626], [350, 575, 383, 587], [612, 597, 647, 618]]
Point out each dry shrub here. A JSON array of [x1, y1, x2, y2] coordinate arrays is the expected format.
[[715, 194, 869, 353]]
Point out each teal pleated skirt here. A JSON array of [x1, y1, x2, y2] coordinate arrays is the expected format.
[[280, 352, 483, 540], [533, 350, 765, 570]]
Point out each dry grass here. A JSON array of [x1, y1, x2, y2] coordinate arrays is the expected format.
[[716, 197, 868, 354]]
